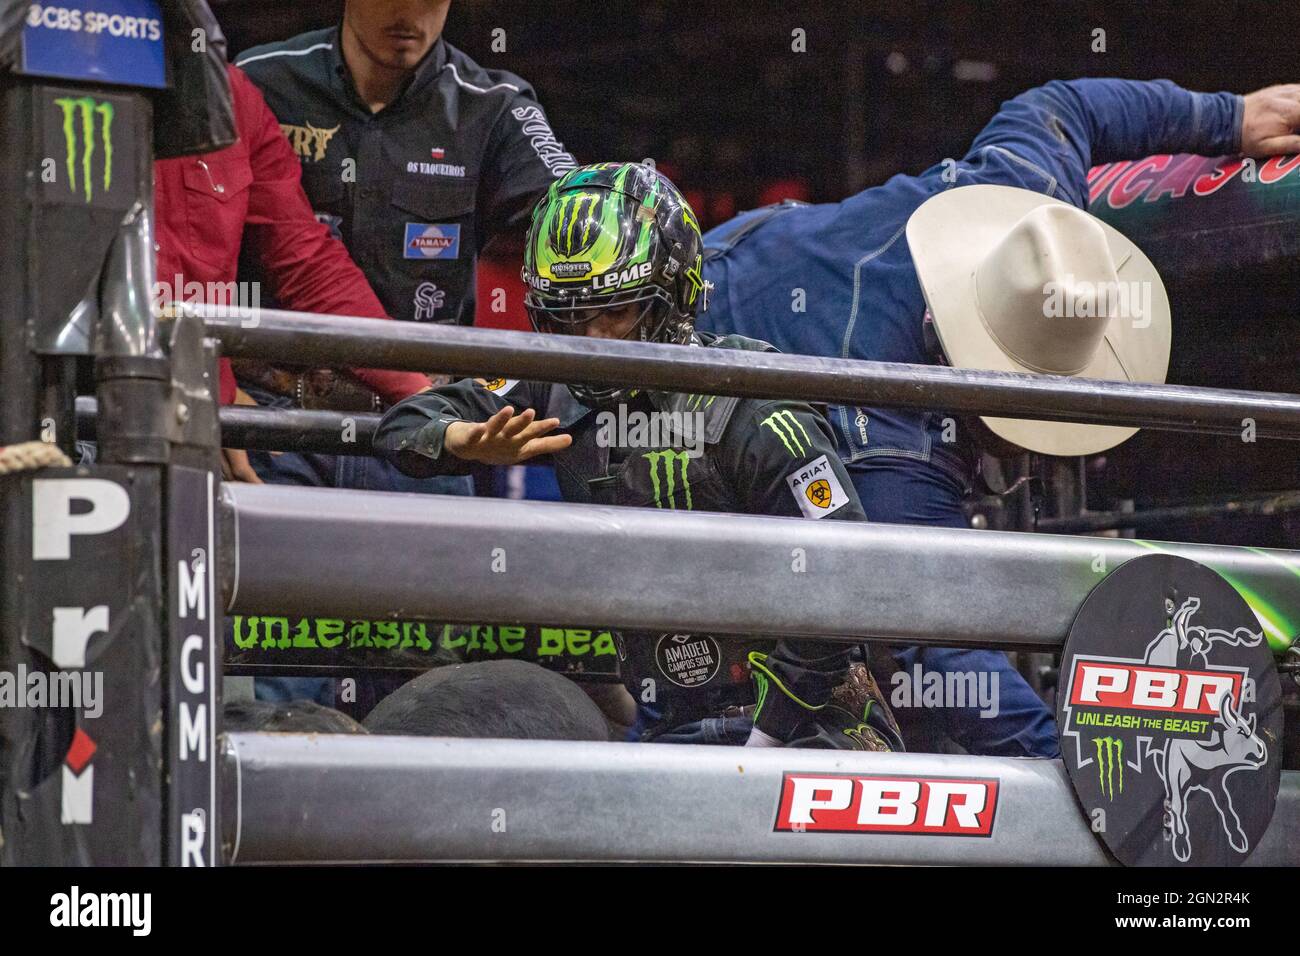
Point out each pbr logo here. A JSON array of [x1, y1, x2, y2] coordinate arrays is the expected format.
[[774, 773, 998, 835], [1057, 554, 1282, 866]]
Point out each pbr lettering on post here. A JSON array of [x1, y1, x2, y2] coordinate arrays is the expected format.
[[774, 774, 999, 835]]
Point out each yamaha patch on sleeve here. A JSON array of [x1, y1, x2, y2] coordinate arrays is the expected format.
[[1056, 553, 1282, 866]]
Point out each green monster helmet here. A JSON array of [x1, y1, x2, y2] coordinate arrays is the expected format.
[[522, 161, 707, 406]]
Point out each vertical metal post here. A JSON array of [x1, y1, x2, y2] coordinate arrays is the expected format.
[[1029, 456, 1089, 698], [0, 41, 221, 864], [161, 317, 223, 867], [0, 73, 45, 856], [39, 357, 79, 459], [0, 76, 165, 864]]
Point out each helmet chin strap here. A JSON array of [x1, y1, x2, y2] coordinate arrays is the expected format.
[[922, 309, 950, 365], [699, 279, 715, 314]]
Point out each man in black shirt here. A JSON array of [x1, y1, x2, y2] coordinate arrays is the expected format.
[[233, 2, 575, 493], [237, 1, 575, 327], [233, 2, 577, 705]]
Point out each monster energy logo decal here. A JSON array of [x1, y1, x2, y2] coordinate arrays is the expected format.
[[1093, 735, 1124, 799], [55, 97, 114, 203], [551, 191, 603, 257], [644, 449, 692, 510], [761, 410, 812, 457]]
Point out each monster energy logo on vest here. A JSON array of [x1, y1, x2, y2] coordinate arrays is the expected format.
[[55, 96, 114, 203], [644, 449, 692, 510], [761, 410, 811, 457]]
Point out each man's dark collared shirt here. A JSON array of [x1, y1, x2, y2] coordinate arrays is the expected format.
[[237, 27, 576, 326]]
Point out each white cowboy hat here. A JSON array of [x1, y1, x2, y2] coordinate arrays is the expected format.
[[906, 184, 1171, 457]]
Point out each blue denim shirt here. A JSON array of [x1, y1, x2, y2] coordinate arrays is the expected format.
[[699, 79, 1243, 475]]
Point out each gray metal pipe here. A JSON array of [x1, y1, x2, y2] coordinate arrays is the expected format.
[[194, 305, 1300, 440], [217, 404, 378, 454], [97, 201, 161, 360], [1037, 491, 1300, 534], [219, 732, 1300, 865], [220, 484, 1300, 651], [77, 396, 379, 455]]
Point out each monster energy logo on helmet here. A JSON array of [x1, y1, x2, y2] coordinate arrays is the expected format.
[[551, 261, 592, 278], [531, 163, 663, 290], [523, 162, 704, 318], [55, 97, 114, 203]]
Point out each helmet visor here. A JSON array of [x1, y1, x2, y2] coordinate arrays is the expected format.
[[525, 285, 672, 340]]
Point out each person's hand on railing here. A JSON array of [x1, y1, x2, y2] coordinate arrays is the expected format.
[[1241, 84, 1300, 158], [221, 387, 265, 483], [444, 406, 572, 466], [222, 448, 264, 483]]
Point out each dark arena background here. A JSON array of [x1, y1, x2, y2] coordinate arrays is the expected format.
[[0, 0, 1298, 901]]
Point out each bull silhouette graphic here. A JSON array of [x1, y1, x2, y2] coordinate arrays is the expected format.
[[1144, 597, 1266, 862], [1152, 691, 1267, 862], [1143, 595, 1262, 669]]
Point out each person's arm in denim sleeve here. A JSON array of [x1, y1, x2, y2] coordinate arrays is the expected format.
[[965, 78, 1243, 205]]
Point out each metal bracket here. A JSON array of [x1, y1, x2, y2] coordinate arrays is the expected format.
[[94, 313, 220, 465], [163, 313, 221, 463], [94, 352, 171, 463]]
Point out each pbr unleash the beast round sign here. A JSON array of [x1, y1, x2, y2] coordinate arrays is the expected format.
[[1057, 554, 1282, 866]]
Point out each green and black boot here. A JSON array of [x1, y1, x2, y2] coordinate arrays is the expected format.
[[749, 653, 905, 752]]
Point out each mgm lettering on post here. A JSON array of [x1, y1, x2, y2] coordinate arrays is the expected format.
[[0, 0, 222, 866]]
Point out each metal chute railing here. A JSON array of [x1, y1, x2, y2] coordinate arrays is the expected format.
[[220, 484, 1300, 652], [188, 305, 1300, 441], [221, 733, 1300, 865]]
